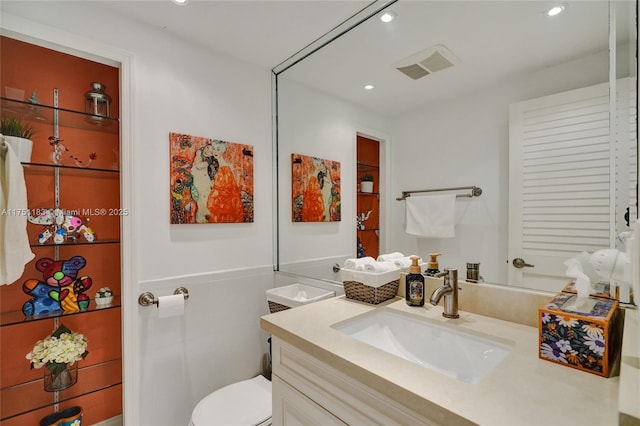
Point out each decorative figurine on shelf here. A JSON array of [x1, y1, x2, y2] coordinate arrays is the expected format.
[[48, 135, 98, 168], [62, 215, 82, 233], [357, 238, 366, 258], [78, 224, 96, 242], [28, 208, 62, 226], [48, 136, 67, 165], [28, 208, 97, 245], [39, 406, 83, 426], [95, 287, 113, 306], [22, 256, 93, 317], [28, 91, 40, 105], [69, 152, 97, 168], [38, 229, 52, 244], [53, 228, 66, 244], [356, 210, 372, 230]]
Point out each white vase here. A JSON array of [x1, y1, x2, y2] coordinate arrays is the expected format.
[[360, 181, 374, 193], [95, 296, 114, 306], [4, 136, 33, 162]]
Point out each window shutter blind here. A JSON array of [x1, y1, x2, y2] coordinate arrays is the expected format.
[[520, 90, 611, 256]]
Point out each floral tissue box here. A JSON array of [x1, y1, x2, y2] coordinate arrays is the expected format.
[[538, 292, 624, 377]]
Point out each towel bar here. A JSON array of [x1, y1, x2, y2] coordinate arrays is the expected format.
[[396, 185, 482, 201]]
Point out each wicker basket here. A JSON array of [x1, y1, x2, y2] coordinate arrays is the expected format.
[[268, 300, 291, 314], [343, 279, 399, 304], [268, 300, 291, 313]]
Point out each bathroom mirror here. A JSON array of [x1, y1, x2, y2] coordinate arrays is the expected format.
[[274, 0, 638, 292]]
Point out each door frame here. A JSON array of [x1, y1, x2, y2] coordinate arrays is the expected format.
[[1, 12, 139, 424]]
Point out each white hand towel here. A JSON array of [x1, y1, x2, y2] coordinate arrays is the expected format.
[[0, 140, 35, 285], [376, 252, 404, 262], [364, 261, 399, 273], [344, 256, 375, 271], [405, 194, 456, 238], [393, 256, 421, 268]]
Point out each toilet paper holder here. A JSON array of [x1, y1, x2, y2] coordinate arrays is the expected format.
[[138, 287, 189, 307]]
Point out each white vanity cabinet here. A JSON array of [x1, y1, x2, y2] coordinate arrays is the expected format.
[[272, 375, 345, 425], [271, 337, 446, 426], [264, 297, 623, 425]]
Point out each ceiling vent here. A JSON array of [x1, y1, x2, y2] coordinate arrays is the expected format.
[[394, 45, 459, 80]]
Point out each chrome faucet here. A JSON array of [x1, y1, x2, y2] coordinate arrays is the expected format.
[[429, 269, 459, 319]]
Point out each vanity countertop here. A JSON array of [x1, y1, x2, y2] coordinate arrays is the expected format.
[[261, 296, 620, 426]]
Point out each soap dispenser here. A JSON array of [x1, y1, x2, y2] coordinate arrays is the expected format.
[[406, 256, 425, 306], [424, 253, 442, 276]]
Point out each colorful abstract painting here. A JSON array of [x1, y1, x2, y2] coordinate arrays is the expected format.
[[169, 132, 254, 224], [291, 153, 341, 222]]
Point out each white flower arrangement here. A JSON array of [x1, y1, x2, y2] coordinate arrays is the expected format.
[[26, 324, 88, 377], [95, 287, 113, 305], [96, 287, 112, 299]]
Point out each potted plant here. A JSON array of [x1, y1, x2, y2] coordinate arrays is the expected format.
[[360, 173, 374, 193], [95, 287, 114, 305], [1, 116, 34, 162]]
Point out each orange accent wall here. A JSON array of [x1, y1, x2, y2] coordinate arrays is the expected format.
[[0, 36, 122, 424]]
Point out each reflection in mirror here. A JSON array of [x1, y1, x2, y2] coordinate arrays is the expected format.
[[275, 0, 638, 293]]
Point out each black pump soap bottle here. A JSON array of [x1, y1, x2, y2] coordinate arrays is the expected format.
[[424, 253, 442, 276], [406, 256, 425, 306]]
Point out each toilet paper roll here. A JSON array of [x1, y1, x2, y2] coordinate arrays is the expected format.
[[158, 294, 185, 318]]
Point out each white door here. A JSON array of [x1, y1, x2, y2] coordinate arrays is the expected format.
[[508, 82, 613, 291]]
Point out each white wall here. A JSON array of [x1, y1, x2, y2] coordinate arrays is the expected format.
[[138, 269, 273, 426], [390, 50, 609, 284], [0, 2, 274, 425], [2, 1, 273, 279], [278, 77, 392, 274]]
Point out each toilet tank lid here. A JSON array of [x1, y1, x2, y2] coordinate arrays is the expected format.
[[192, 375, 272, 426]]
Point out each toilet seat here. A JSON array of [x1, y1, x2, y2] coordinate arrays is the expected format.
[[190, 375, 272, 426]]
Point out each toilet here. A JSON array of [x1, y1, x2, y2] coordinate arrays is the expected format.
[[189, 375, 272, 426]]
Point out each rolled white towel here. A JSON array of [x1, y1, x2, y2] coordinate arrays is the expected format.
[[364, 261, 400, 273], [344, 256, 375, 270], [394, 256, 421, 268], [376, 252, 404, 262]]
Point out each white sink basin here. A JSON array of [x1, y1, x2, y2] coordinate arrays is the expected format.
[[331, 309, 512, 383], [267, 283, 335, 308]]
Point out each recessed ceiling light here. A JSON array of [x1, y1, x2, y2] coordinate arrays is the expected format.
[[364, 84, 375, 90], [172, 0, 188, 5], [379, 10, 397, 23], [545, 4, 565, 16]]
